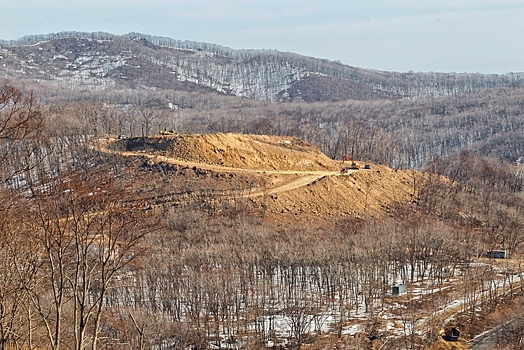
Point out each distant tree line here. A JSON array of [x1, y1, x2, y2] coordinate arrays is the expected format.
[[4, 32, 524, 102], [20, 80, 524, 172]]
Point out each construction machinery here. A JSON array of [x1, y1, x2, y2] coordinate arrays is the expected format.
[[341, 154, 360, 172], [341, 154, 353, 163], [348, 162, 360, 170], [159, 128, 176, 135], [341, 162, 360, 173]]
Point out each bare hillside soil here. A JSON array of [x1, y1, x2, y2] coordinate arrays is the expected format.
[[99, 132, 514, 349], [255, 166, 417, 220], [121, 133, 341, 171], [104, 133, 419, 219]]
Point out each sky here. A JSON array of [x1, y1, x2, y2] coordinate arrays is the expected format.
[[1, 0, 524, 74]]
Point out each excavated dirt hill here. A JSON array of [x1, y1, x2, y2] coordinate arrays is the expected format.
[[107, 133, 421, 220], [254, 166, 418, 221], [123, 133, 341, 171]]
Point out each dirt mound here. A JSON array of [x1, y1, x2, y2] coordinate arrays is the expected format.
[[107, 133, 425, 221], [127, 133, 341, 171], [253, 165, 418, 219]]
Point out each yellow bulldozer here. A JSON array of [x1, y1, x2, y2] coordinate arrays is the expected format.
[[159, 128, 176, 135]]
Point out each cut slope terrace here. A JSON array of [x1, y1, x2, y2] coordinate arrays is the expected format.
[[100, 132, 420, 219]]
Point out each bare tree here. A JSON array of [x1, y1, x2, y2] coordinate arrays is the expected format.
[[0, 84, 44, 187], [0, 84, 44, 349], [28, 171, 154, 350]]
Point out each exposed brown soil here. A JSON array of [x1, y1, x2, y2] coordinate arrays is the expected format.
[[122, 133, 340, 171], [102, 133, 420, 220]]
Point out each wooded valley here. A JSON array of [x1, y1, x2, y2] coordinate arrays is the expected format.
[[1, 32, 524, 350], [1, 81, 524, 349]]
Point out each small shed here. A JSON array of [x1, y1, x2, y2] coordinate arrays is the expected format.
[[487, 250, 507, 259], [392, 284, 407, 296], [442, 327, 460, 341]]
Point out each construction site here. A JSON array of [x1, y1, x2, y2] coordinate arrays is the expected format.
[[88, 132, 524, 349]]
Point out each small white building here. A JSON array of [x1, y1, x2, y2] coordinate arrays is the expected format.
[[392, 284, 407, 296]]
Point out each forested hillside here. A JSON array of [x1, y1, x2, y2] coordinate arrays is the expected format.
[[2, 32, 524, 168], [2, 31, 524, 102], [19, 84, 524, 170], [2, 31, 524, 349], [2, 83, 524, 349]]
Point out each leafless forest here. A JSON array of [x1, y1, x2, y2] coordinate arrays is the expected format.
[[1, 77, 524, 350], [2, 32, 524, 349]]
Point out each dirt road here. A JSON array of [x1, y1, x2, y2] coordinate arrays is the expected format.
[[246, 174, 329, 197], [99, 139, 354, 197]]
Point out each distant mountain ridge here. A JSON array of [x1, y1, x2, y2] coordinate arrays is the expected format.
[[2, 31, 524, 102]]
